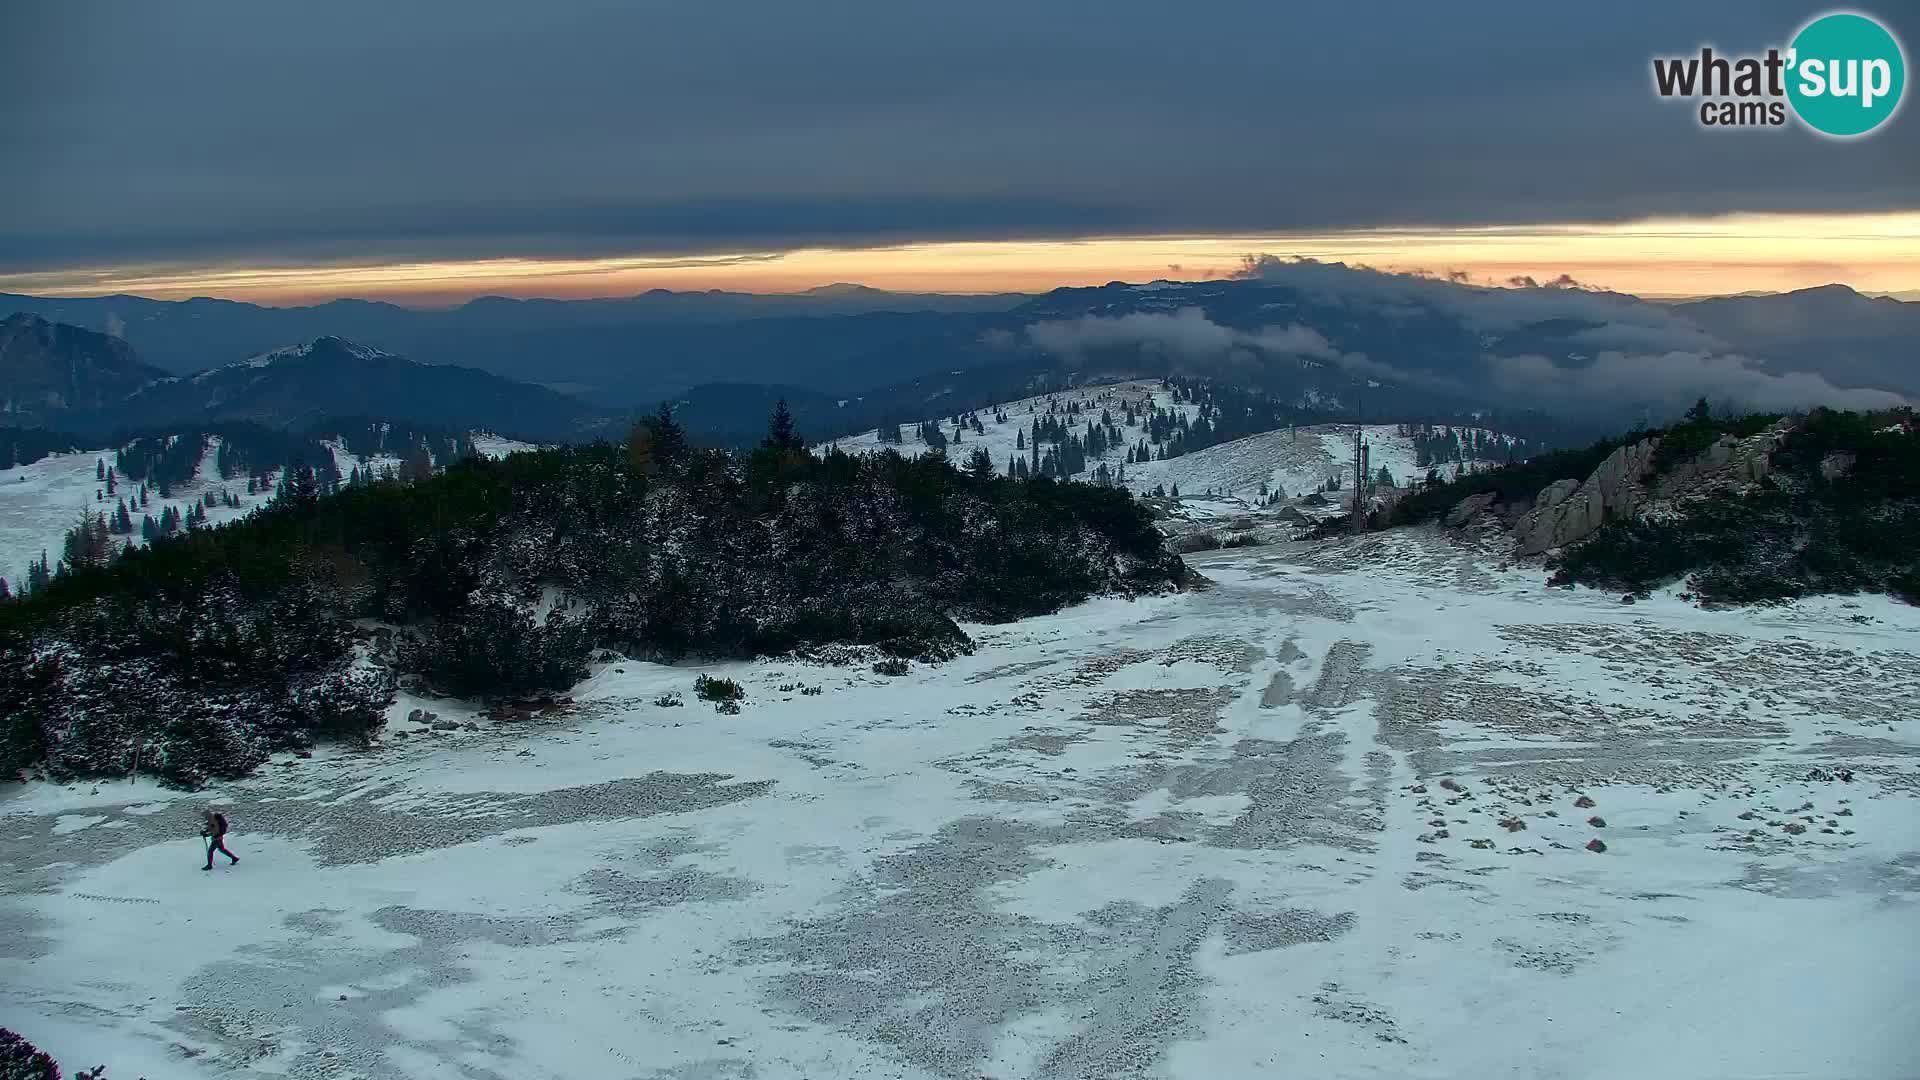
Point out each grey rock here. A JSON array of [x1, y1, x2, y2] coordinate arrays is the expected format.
[[1513, 438, 1658, 556], [1445, 492, 1497, 528]]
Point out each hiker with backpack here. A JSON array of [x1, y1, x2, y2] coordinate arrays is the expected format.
[[200, 808, 239, 871]]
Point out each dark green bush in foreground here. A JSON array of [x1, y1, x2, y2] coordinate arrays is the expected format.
[[0, 1029, 58, 1080], [0, 430, 1187, 785]]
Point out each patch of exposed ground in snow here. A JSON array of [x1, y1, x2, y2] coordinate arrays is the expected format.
[[4, 532, 1919, 1079]]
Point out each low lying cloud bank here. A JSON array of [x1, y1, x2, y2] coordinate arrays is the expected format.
[[1489, 351, 1909, 415], [1023, 307, 1338, 361], [1020, 275, 1908, 421]]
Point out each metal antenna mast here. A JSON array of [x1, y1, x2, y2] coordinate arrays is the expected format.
[[1352, 383, 1365, 534]]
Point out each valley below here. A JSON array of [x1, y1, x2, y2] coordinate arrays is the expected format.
[[4, 530, 1917, 1079]]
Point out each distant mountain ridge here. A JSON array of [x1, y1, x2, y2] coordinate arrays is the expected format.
[[3, 276, 1911, 442], [0, 285, 1032, 393], [0, 313, 172, 426], [0, 318, 605, 441], [1672, 284, 1920, 395]]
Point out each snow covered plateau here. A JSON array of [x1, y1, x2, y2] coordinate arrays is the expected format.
[[4, 530, 1917, 1079]]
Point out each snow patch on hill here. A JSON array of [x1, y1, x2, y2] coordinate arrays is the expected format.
[[817, 379, 1519, 520], [0, 437, 282, 589], [472, 433, 542, 459], [821, 378, 1197, 478], [0, 431, 546, 592]]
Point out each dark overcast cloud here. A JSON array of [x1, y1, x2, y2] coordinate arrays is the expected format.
[[3, 1, 1916, 272]]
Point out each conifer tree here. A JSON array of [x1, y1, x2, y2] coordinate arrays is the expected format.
[[764, 399, 802, 453], [649, 401, 689, 468]]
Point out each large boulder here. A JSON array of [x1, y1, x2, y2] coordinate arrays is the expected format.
[[1445, 492, 1497, 528], [1513, 438, 1658, 556]]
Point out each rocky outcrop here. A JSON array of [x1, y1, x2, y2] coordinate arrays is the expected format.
[[1492, 420, 1794, 557], [1649, 424, 1786, 503], [1444, 492, 1497, 528], [1512, 438, 1659, 556]]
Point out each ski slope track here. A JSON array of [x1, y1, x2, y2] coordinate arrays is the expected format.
[[5, 532, 1918, 1078]]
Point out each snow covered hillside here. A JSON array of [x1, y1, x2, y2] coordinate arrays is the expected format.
[[0, 437, 278, 590], [821, 377, 1199, 477], [0, 432, 541, 591], [5, 532, 1917, 1078], [818, 379, 1514, 511]]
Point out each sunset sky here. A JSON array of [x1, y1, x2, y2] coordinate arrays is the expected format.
[[4, 2, 1915, 307]]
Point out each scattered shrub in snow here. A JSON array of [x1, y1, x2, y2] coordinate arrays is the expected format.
[[872, 657, 910, 676], [286, 660, 395, 745], [400, 597, 591, 700], [653, 691, 684, 708], [1175, 532, 1222, 554], [693, 675, 744, 703]]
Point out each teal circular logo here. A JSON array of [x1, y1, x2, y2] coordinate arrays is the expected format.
[[1787, 12, 1906, 137]]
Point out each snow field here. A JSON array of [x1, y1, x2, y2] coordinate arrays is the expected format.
[[4, 530, 1917, 1078]]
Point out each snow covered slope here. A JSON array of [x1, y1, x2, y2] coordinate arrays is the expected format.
[[818, 380, 1514, 513], [821, 377, 1197, 476], [470, 432, 542, 459], [0, 432, 543, 591], [6, 531, 1917, 1078], [0, 437, 280, 589]]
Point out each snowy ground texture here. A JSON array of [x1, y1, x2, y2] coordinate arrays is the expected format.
[[5, 531, 1919, 1079]]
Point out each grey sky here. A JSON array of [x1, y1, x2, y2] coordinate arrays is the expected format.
[[4, 1, 1915, 274]]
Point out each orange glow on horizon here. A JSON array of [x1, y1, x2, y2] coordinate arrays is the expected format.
[[4, 212, 1918, 306]]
